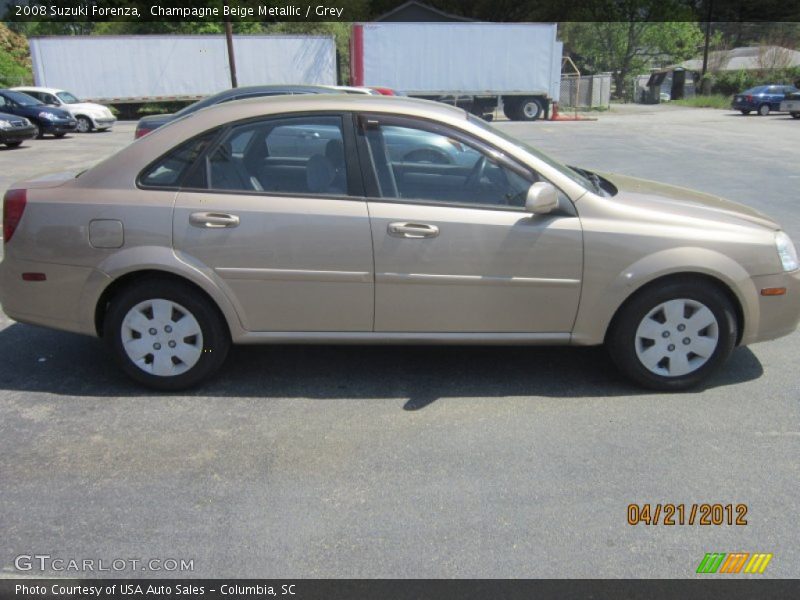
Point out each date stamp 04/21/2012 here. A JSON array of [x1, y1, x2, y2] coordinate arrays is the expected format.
[[627, 503, 749, 526]]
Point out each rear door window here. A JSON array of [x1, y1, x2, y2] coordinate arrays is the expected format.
[[202, 115, 350, 196]]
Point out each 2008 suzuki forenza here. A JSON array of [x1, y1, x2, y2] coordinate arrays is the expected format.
[[1, 95, 798, 390]]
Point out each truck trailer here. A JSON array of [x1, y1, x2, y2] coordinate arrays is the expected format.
[[28, 34, 337, 105], [350, 22, 562, 121]]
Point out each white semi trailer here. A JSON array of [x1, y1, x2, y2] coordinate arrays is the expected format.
[[350, 22, 562, 121], [28, 34, 337, 104]]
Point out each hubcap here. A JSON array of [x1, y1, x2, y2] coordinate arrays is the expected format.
[[634, 298, 719, 377], [77, 118, 90, 133], [121, 299, 203, 377], [523, 102, 539, 118]]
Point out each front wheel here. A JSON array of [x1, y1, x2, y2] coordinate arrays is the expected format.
[[104, 279, 230, 390], [76, 116, 92, 133], [32, 122, 43, 138], [607, 280, 737, 391]]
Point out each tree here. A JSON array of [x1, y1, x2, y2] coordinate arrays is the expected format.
[[562, 21, 703, 100]]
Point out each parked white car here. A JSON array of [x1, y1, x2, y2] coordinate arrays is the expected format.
[[11, 86, 116, 132]]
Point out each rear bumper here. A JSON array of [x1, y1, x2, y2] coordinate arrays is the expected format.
[[0, 257, 109, 337]]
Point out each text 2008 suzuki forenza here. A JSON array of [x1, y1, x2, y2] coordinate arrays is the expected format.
[[2, 96, 798, 390]]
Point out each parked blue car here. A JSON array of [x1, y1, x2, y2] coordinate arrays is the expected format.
[[0, 89, 77, 138], [732, 84, 799, 116]]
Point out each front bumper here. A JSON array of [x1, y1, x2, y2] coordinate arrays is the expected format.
[[92, 117, 117, 129], [743, 270, 800, 345], [42, 120, 78, 134], [0, 125, 37, 143]]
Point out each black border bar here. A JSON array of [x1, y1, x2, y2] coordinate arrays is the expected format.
[[2, 579, 800, 600]]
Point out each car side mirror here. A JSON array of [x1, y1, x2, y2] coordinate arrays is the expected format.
[[525, 182, 559, 215]]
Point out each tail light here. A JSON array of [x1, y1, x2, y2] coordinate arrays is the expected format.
[[3, 189, 27, 244], [746, 95, 753, 102], [134, 126, 153, 139]]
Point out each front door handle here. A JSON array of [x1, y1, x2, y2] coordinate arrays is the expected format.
[[189, 212, 240, 228], [387, 222, 439, 239]]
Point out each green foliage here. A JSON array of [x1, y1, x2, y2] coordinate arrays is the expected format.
[[562, 20, 704, 100], [0, 22, 32, 86], [672, 94, 733, 109], [705, 68, 800, 96]]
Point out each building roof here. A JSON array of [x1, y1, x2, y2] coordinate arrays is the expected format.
[[375, 1, 473, 22], [679, 46, 800, 72]]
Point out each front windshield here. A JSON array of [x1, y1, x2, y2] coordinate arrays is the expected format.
[[56, 91, 80, 104], [4, 91, 43, 106], [467, 114, 597, 192]]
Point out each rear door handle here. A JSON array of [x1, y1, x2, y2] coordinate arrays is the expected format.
[[189, 212, 240, 228], [387, 222, 439, 239]]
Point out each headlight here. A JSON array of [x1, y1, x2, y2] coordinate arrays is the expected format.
[[38, 112, 56, 120], [775, 231, 799, 272], [0, 119, 11, 129]]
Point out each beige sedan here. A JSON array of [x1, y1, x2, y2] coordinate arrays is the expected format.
[[1, 95, 798, 390]]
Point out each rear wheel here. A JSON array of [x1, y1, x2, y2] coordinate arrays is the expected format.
[[758, 104, 770, 116], [791, 112, 800, 119], [4, 141, 22, 148], [739, 110, 751, 115], [54, 132, 66, 138], [607, 280, 737, 391], [104, 279, 230, 390]]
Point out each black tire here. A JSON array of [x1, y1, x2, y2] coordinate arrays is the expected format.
[[516, 97, 543, 121], [502, 98, 520, 120], [104, 278, 230, 390], [757, 104, 770, 116], [76, 116, 92, 133], [32, 121, 43, 138], [791, 112, 800, 119], [739, 110, 751, 115], [4, 141, 22, 148], [54, 133, 66, 138], [606, 279, 737, 391]]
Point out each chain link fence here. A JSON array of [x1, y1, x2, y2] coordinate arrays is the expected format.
[[559, 73, 612, 109]]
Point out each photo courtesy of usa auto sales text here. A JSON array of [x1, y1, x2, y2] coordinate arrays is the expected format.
[[14, 583, 299, 596]]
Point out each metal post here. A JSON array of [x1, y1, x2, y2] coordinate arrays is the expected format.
[[701, 0, 714, 86], [223, 1, 238, 88]]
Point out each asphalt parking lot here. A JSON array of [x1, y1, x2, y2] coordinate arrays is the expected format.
[[1, 106, 798, 578]]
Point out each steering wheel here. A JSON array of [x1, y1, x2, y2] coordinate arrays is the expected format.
[[463, 155, 487, 189]]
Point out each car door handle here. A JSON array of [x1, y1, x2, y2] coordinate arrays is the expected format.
[[189, 212, 240, 228], [387, 222, 439, 239]]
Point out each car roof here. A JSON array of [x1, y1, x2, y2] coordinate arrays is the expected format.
[[194, 93, 468, 125], [11, 86, 63, 94]]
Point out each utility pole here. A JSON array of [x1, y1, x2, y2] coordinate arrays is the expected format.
[[223, 1, 238, 88], [700, 0, 714, 90]]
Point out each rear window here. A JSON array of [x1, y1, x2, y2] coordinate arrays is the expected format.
[[138, 130, 217, 188]]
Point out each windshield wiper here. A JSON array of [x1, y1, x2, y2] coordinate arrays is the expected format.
[[569, 166, 602, 193]]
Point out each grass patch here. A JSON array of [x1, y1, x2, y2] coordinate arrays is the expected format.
[[672, 95, 732, 109]]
